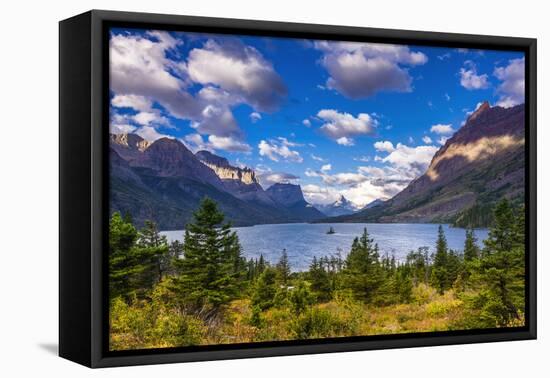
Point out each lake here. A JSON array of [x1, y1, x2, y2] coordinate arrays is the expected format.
[[162, 223, 489, 272]]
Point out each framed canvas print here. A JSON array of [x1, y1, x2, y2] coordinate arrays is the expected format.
[[59, 10, 537, 368]]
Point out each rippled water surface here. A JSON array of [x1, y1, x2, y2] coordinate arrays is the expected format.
[[162, 223, 489, 271]]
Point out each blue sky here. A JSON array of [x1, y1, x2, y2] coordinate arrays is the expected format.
[[109, 28, 525, 207]]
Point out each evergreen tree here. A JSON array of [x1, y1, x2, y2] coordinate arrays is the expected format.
[[172, 198, 243, 315], [251, 267, 278, 310], [470, 200, 525, 326], [137, 220, 170, 285], [276, 249, 291, 286], [464, 228, 480, 262], [308, 256, 332, 302], [109, 213, 167, 299], [431, 225, 450, 293], [484, 199, 515, 254], [343, 228, 384, 303]]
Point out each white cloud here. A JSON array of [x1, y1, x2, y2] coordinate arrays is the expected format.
[[135, 126, 171, 142], [353, 156, 371, 162], [109, 32, 286, 151], [208, 135, 252, 153], [249, 111, 262, 123], [311, 154, 326, 162], [314, 41, 427, 98], [187, 39, 286, 112], [494, 57, 525, 108], [110, 31, 201, 120], [182, 133, 251, 153], [437, 136, 449, 145], [302, 184, 342, 205], [317, 109, 377, 145], [430, 124, 455, 135], [422, 135, 433, 144], [110, 123, 137, 134], [459, 61, 489, 90], [111, 94, 153, 112], [321, 164, 332, 172], [336, 137, 355, 146], [380, 143, 438, 176], [444, 93, 451, 101], [182, 133, 211, 153], [373, 140, 395, 153], [302, 119, 311, 127], [258, 139, 303, 163], [255, 165, 300, 187]]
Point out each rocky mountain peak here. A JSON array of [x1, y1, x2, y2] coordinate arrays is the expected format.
[[467, 101, 491, 122]]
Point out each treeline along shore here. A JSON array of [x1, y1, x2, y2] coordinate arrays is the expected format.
[[109, 198, 525, 350]]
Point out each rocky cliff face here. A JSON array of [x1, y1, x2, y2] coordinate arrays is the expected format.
[[195, 150, 276, 205], [196, 150, 258, 185], [323, 102, 525, 226]]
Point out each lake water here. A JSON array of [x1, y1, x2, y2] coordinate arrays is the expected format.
[[162, 223, 489, 272]]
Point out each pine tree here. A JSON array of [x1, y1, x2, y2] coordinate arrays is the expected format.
[[343, 228, 384, 303], [308, 256, 332, 302], [470, 200, 525, 326], [464, 228, 480, 262], [276, 249, 291, 286], [137, 220, 170, 285], [252, 267, 278, 310], [172, 198, 243, 315], [109, 212, 164, 300], [431, 225, 450, 293], [484, 199, 515, 254]]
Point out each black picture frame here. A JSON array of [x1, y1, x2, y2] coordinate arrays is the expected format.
[[59, 9, 537, 368]]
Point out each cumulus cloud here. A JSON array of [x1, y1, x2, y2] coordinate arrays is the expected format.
[[110, 123, 137, 134], [208, 135, 252, 153], [336, 137, 354, 146], [380, 143, 438, 176], [111, 94, 153, 112], [430, 124, 455, 135], [302, 184, 342, 205], [135, 126, 172, 142], [182, 133, 251, 153], [258, 139, 303, 163], [494, 57, 525, 108], [422, 135, 433, 144], [314, 41, 427, 98], [302, 119, 311, 127], [255, 165, 300, 187], [321, 164, 332, 172], [110, 31, 201, 120], [374, 140, 395, 153], [110, 32, 288, 153], [187, 39, 286, 112], [459, 61, 489, 90], [316, 109, 377, 145]]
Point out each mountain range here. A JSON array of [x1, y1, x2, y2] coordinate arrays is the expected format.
[[319, 102, 525, 227], [110, 134, 325, 229]]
